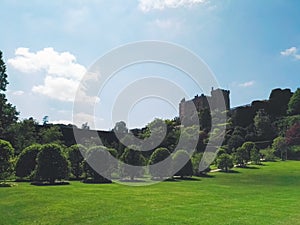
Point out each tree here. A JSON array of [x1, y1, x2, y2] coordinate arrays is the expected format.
[[172, 150, 193, 178], [0, 139, 14, 180], [233, 146, 248, 167], [113, 121, 128, 134], [149, 147, 171, 179], [6, 118, 39, 154], [250, 148, 261, 165], [84, 146, 117, 182], [286, 123, 300, 146], [227, 134, 244, 153], [217, 153, 233, 172], [254, 109, 274, 140], [15, 144, 41, 179], [39, 125, 63, 144], [120, 145, 145, 180], [35, 144, 69, 184], [272, 136, 288, 161], [288, 88, 300, 115], [0, 51, 18, 139], [68, 144, 86, 179]]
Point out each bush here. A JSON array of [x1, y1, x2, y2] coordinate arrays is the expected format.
[[120, 145, 145, 180], [149, 147, 171, 179], [67, 144, 86, 179], [83, 146, 117, 182], [172, 150, 193, 178], [0, 139, 15, 180], [35, 144, 69, 184], [15, 144, 41, 179], [217, 153, 233, 172], [260, 147, 277, 161]]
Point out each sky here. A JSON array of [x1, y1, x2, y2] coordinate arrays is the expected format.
[[1, 0, 300, 130]]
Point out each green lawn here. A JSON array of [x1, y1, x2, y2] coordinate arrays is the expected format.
[[1, 161, 300, 225]]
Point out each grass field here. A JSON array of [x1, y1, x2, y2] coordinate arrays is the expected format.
[[0, 161, 300, 225]]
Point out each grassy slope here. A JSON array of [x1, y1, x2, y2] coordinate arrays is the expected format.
[[0, 161, 300, 225]]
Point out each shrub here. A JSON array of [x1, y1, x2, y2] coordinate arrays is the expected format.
[[120, 145, 145, 180], [15, 144, 42, 179], [0, 139, 15, 180], [149, 147, 171, 179], [83, 146, 117, 182], [217, 153, 233, 172], [67, 144, 86, 179], [35, 144, 69, 184], [172, 150, 193, 178]]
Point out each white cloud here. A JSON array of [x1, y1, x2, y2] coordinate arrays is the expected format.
[[138, 0, 206, 12], [8, 47, 99, 103], [8, 47, 85, 79], [280, 47, 297, 56], [280, 46, 300, 60], [239, 81, 255, 87]]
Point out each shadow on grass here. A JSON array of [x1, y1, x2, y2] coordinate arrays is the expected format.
[[197, 174, 215, 178], [119, 179, 147, 183], [30, 181, 70, 186], [219, 170, 240, 174]]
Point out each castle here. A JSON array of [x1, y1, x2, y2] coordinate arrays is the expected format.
[[179, 88, 230, 118]]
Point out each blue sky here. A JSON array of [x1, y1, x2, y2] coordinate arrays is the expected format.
[[1, 0, 300, 130]]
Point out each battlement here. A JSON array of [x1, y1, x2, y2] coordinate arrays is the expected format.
[[179, 88, 230, 119]]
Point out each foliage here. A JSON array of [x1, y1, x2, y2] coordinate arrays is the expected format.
[[83, 146, 117, 182], [0, 51, 18, 139], [285, 122, 300, 146], [227, 134, 244, 153], [250, 147, 261, 165], [172, 150, 193, 177], [67, 144, 86, 179], [272, 136, 288, 160], [0, 139, 14, 180], [6, 118, 39, 155], [254, 109, 274, 140], [39, 125, 63, 144], [15, 144, 41, 179], [149, 147, 171, 179], [217, 153, 233, 172], [260, 147, 277, 161], [120, 145, 145, 180], [287, 88, 300, 115], [113, 121, 128, 134], [35, 144, 69, 184]]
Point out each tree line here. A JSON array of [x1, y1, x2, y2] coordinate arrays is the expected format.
[[1, 49, 300, 185]]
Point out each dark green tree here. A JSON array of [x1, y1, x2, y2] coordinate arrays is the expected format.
[[120, 145, 145, 180], [149, 147, 171, 179], [15, 144, 41, 179], [288, 88, 300, 115], [254, 109, 274, 140], [0, 139, 14, 180], [227, 134, 244, 153], [67, 144, 86, 179], [172, 150, 193, 178], [0, 51, 18, 139], [272, 136, 288, 161], [35, 144, 69, 184], [84, 146, 117, 182], [6, 118, 39, 154], [39, 125, 63, 144], [217, 153, 233, 172]]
